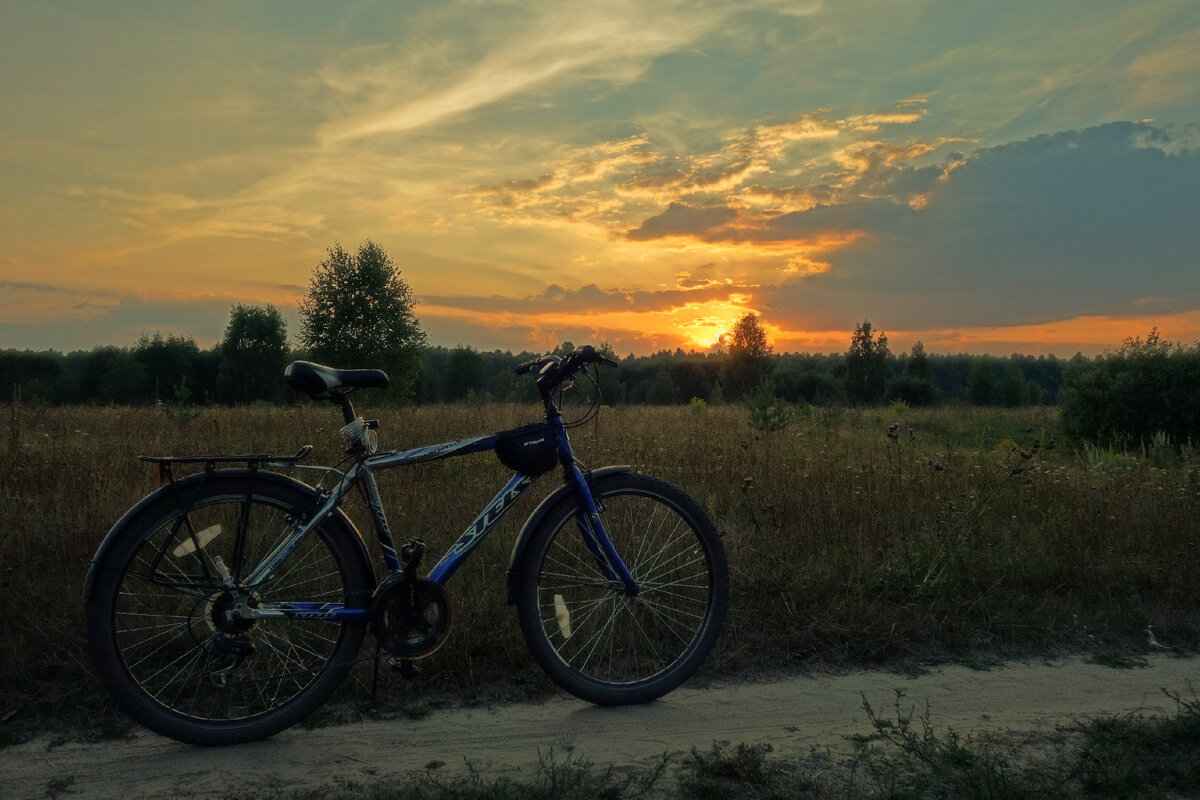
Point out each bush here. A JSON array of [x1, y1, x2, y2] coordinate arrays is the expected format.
[[885, 373, 939, 406], [774, 367, 842, 404], [1060, 330, 1200, 447], [745, 378, 793, 431]]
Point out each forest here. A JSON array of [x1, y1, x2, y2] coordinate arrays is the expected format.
[[0, 333, 1071, 409]]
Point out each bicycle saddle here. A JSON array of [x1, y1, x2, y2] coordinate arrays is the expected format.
[[285, 360, 390, 396]]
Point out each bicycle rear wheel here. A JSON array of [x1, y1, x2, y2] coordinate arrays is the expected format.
[[516, 472, 728, 705], [86, 472, 373, 745]]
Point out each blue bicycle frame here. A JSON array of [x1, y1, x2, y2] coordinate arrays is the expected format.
[[240, 409, 638, 624]]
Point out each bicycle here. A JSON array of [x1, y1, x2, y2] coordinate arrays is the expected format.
[[84, 345, 729, 745]]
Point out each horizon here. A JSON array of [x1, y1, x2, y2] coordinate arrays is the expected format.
[[3, 2, 1199, 358], [0, 321, 1145, 363]]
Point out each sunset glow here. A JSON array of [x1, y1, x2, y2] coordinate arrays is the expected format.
[[3, 2, 1199, 356]]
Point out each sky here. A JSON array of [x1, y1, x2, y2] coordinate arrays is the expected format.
[[2, 0, 1199, 358]]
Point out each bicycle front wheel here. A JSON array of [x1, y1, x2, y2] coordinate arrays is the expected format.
[[86, 472, 373, 745], [516, 472, 728, 705]]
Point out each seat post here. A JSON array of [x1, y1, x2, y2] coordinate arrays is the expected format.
[[334, 392, 357, 424]]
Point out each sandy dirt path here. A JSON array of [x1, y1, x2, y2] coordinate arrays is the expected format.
[[6, 654, 1197, 800]]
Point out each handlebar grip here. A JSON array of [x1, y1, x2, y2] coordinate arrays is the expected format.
[[576, 344, 617, 367], [515, 346, 615, 379], [515, 354, 560, 375]]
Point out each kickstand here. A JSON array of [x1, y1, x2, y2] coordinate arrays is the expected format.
[[370, 638, 383, 697]]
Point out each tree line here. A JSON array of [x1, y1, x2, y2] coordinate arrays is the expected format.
[[0, 324, 1072, 409], [2, 241, 1074, 408]]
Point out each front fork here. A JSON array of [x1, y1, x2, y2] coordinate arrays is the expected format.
[[566, 464, 639, 596]]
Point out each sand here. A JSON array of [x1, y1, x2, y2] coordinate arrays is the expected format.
[[5, 654, 1196, 799]]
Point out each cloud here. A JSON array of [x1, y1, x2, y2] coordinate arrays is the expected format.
[[0, 280, 71, 292], [0, 290, 299, 352], [318, 2, 731, 144], [845, 106, 928, 132], [467, 105, 950, 243], [626, 203, 740, 241], [423, 274, 761, 317], [415, 272, 771, 353], [64, 183, 328, 254], [466, 135, 655, 218], [1125, 28, 1200, 107], [614, 114, 841, 200], [762, 122, 1200, 330]]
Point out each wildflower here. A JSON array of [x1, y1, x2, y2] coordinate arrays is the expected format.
[[888, 422, 900, 432], [907, 428, 915, 439]]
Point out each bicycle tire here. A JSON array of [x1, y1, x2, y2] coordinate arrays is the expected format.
[[86, 472, 373, 745], [515, 472, 728, 705]]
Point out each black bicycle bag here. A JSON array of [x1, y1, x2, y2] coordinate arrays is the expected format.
[[495, 423, 559, 475]]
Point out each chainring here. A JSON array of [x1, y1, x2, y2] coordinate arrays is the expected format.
[[370, 574, 452, 659]]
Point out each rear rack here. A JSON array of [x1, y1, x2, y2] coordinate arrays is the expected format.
[[140, 446, 314, 483]]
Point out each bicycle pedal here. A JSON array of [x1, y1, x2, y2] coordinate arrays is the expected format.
[[389, 657, 420, 679], [401, 538, 426, 571]]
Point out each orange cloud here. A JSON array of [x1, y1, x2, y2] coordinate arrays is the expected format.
[[419, 283, 764, 354], [915, 311, 1200, 355], [762, 311, 1200, 358]]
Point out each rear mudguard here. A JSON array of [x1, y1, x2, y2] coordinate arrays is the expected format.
[[83, 469, 373, 600], [505, 465, 631, 604]]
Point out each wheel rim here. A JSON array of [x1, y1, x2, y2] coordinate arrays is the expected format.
[[535, 490, 714, 687], [110, 493, 351, 723]]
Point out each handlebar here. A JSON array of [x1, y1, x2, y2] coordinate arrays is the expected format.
[[516, 345, 617, 404], [514, 356, 552, 376]]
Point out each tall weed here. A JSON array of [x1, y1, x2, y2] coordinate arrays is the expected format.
[[1, 402, 1197, 741]]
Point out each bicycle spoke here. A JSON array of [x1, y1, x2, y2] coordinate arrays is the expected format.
[[105, 486, 361, 726], [522, 477, 727, 702]]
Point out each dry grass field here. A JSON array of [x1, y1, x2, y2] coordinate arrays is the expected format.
[[2, 398, 1198, 741]]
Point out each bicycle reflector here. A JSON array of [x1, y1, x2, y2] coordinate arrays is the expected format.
[[172, 524, 222, 557]]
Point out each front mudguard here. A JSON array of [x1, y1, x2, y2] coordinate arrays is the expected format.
[[83, 469, 373, 600], [505, 465, 630, 604]]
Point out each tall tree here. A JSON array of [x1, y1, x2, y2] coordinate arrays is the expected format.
[[83, 346, 148, 405], [722, 312, 772, 397], [844, 320, 891, 404], [730, 312, 771, 360], [298, 241, 427, 398], [967, 358, 997, 405], [443, 345, 486, 401], [999, 362, 1026, 407], [218, 304, 288, 404], [905, 340, 931, 381], [133, 333, 199, 404]]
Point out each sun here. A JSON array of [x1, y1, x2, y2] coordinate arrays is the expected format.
[[716, 331, 732, 348]]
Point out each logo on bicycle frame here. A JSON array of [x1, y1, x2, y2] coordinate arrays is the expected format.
[[292, 603, 340, 619], [446, 475, 535, 558]]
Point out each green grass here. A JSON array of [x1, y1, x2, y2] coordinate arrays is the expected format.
[[1, 400, 1198, 744]]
